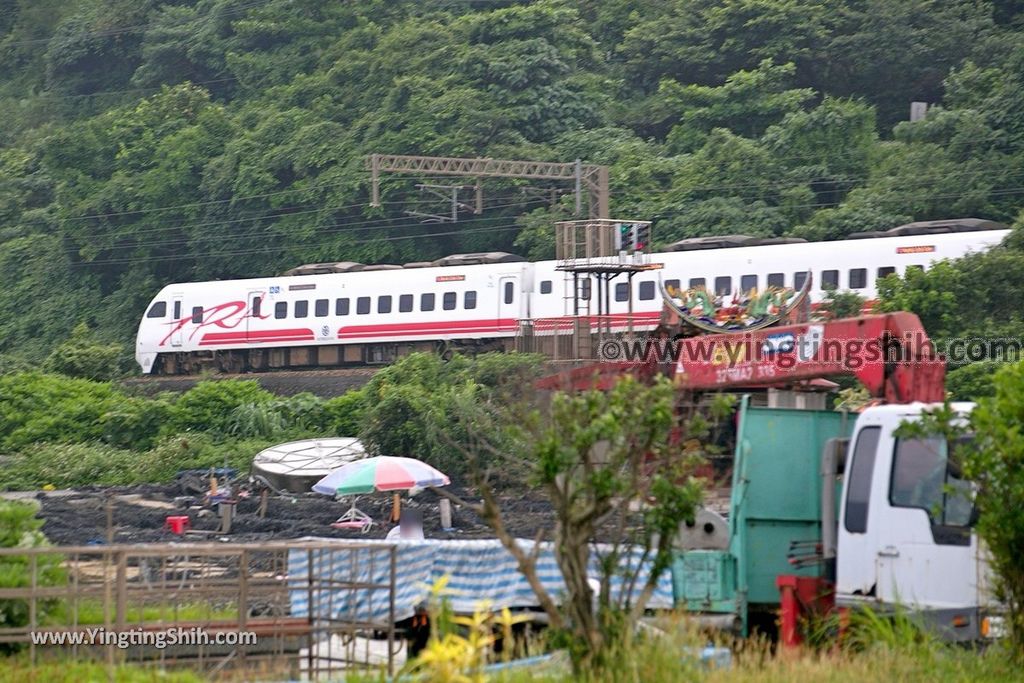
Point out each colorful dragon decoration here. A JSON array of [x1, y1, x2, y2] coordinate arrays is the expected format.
[[659, 270, 812, 333]]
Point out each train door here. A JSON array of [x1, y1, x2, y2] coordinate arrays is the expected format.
[[498, 275, 518, 331], [170, 295, 184, 347], [246, 290, 264, 342]]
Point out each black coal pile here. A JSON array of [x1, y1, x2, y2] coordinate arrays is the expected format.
[[35, 483, 559, 546]]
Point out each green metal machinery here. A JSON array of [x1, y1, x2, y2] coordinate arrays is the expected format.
[[672, 396, 854, 633]]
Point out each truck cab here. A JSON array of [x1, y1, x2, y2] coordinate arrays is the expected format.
[[835, 402, 995, 640]]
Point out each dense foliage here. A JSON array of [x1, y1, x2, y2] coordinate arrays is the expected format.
[[876, 222, 1024, 398], [0, 352, 541, 489], [967, 364, 1024, 656], [3, 1, 1024, 364], [902, 365, 1024, 659], [0, 500, 64, 651]]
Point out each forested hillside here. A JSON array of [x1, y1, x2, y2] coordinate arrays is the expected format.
[[3, 0, 1024, 363]]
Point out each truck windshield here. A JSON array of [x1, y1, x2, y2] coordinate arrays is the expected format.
[[890, 436, 974, 527]]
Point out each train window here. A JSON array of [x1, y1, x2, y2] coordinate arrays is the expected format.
[[849, 268, 867, 289], [421, 293, 435, 311], [315, 299, 329, 317], [443, 292, 456, 310], [689, 277, 705, 289], [714, 276, 732, 296], [378, 296, 392, 314], [767, 273, 785, 288], [794, 271, 808, 290], [191, 306, 203, 324], [580, 278, 591, 301], [146, 301, 167, 318], [295, 300, 308, 318], [639, 281, 655, 300], [822, 270, 839, 288], [357, 297, 370, 315], [740, 274, 757, 291], [336, 298, 350, 316], [252, 297, 262, 317], [173, 300, 181, 319], [877, 266, 896, 279], [504, 282, 514, 304], [615, 283, 629, 301], [540, 280, 552, 294], [399, 294, 413, 313], [665, 279, 680, 292], [464, 291, 477, 309], [275, 302, 287, 319]]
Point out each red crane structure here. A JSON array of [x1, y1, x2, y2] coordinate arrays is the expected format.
[[537, 312, 945, 404]]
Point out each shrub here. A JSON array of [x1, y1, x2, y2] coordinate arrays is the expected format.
[[44, 323, 124, 381], [0, 372, 124, 449], [169, 379, 273, 435], [226, 402, 290, 438], [0, 442, 141, 490], [143, 433, 282, 481], [274, 392, 328, 431], [0, 500, 65, 651], [100, 396, 173, 450], [323, 390, 368, 436]]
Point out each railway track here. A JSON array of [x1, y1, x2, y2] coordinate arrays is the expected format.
[[121, 367, 380, 398]]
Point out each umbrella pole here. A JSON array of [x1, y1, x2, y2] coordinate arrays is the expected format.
[[391, 493, 401, 522]]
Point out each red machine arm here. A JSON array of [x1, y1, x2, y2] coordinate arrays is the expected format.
[[537, 313, 945, 404]]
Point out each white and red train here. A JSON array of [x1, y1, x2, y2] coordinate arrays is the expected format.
[[135, 219, 1009, 374]]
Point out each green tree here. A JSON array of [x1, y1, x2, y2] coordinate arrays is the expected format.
[[911, 366, 1024, 658], [658, 60, 814, 153], [436, 375, 730, 674], [817, 285, 865, 320]]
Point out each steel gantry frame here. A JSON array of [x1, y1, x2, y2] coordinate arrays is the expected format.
[[367, 153, 610, 219]]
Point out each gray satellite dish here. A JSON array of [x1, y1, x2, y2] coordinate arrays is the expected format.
[[252, 438, 367, 493]]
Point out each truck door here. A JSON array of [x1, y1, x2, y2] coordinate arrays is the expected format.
[[874, 435, 977, 612], [836, 424, 884, 596], [170, 295, 184, 347], [246, 290, 263, 343]]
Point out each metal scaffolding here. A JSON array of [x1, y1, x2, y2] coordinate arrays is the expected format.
[[367, 153, 610, 219]]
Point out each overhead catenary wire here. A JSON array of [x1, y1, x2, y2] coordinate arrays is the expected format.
[[56, 196, 556, 250], [0, 0, 272, 49], [73, 220, 531, 267], [11, 158, 1016, 237]]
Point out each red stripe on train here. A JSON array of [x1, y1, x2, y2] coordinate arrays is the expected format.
[[199, 329, 315, 346], [337, 319, 519, 339]]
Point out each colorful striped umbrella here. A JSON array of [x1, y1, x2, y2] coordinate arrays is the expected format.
[[311, 456, 450, 496]]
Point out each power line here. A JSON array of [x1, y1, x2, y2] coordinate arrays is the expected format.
[[65, 198, 549, 253], [73, 221, 529, 267], [0, 0, 271, 49], [58, 193, 558, 245]]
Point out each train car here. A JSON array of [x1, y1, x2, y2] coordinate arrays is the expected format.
[[136, 255, 533, 375], [135, 218, 1009, 374]]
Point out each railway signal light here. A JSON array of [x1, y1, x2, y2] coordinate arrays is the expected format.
[[635, 223, 650, 251], [616, 222, 634, 251]]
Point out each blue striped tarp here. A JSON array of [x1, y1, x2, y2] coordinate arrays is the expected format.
[[288, 538, 675, 623]]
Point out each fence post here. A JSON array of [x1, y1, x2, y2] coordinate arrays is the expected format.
[[29, 554, 37, 664], [116, 550, 128, 631], [239, 549, 249, 667]]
